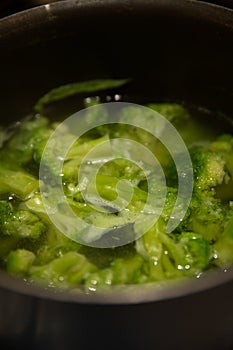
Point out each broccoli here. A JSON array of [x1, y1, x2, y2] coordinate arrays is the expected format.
[[6, 249, 36, 275], [30, 251, 97, 288], [136, 219, 211, 282], [85, 254, 145, 291], [185, 141, 233, 243], [0, 167, 38, 200], [189, 136, 233, 201], [208, 134, 233, 176], [134, 136, 233, 281], [0, 116, 50, 168], [34, 79, 129, 114], [0, 201, 46, 262], [208, 134, 233, 200], [213, 215, 233, 267], [0, 200, 46, 239], [187, 196, 228, 242], [0, 83, 233, 293], [190, 146, 227, 191], [2, 210, 46, 240], [147, 103, 190, 127], [62, 134, 110, 182]]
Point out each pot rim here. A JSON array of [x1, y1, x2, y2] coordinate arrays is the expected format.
[[0, 0, 233, 305], [0, 0, 233, 29], [1, 265, 233, 305]]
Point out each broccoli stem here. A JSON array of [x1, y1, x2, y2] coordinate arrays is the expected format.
[[0, 167, 38, 199], [214, 216, 233, 267], [6, 249, 35, 275], [30, 251, 97, 287]]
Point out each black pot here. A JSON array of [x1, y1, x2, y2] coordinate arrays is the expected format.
[[0, 1, 233, 349]]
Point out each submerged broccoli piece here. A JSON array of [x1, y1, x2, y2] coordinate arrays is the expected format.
[[186, 141, 233, 243], [0, 200, 46, 240], [188, 196, 228, 242], [136, 220, 211, 281], [0, 167, 38, 200], [188, 138, 233, 266], [6, 249, 36, 275], [85, 254, 145, 291], [208, 134, 233, 200], [0, 200, 46, 261], [2, 210, 46, 240], [0, 116, 50, 167], [147, 103, 190, 127], [190, 146, 227, 191], [30, 251, 97, 288], [134, 143, 222, 280], [213, 215, 233, 267]]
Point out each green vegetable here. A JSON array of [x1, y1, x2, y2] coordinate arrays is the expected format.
[[0, 79, 232, 293], [190, 146, 227, 191], [136, 218, 211, 281], [147, 103, 190, 126], [6, 249, 35, 275], [0, 200, 46, 263], [30, 251, 97, 287], [35, 79, 129, 114], [0, 168, 38, 200], [85, 254, 144, 291], [213, 212, 233, 267], [0, 116, 50, 167], [185, 139, 233, 244], [0, 201, 46, 239]]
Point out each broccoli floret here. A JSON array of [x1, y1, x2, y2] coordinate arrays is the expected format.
[[3, 210, 46, 240], [0, 200, 46, 262], [0, 200, 12, 218], [190, 136, 233, 201], [209, 134, 233, 176], [187, 194, 228, 242], [175, 232, 211, 272], [136, 220, 211, 281], [186, 142, 232, 243], [190, 146, 226, 191], [0, 200, 46, 240], [147, 103, 190, 126], [0, 116, 49, 167], [0, 115, 73, 180]]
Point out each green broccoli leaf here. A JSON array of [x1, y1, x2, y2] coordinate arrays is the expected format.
[[34, 79, 130, 114]]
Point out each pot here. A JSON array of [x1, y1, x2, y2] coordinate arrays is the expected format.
[[0, 1, 233, 349]]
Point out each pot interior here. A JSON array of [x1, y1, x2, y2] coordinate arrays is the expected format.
[[0, 0, 233, 302], [0, 1, 232, 123]]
